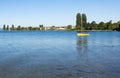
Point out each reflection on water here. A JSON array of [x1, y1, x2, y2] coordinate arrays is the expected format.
[[76, 37, 91, 78], [77, 37, 88, 62], [77, 37, 88, 53]]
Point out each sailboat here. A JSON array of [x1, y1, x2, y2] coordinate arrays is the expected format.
[[77, 15, 90, 37], [77, 33, 89, 36]]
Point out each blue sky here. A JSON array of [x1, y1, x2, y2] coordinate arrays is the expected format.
[[0, 0, 120, 27]]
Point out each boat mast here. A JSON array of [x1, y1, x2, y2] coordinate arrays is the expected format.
[[81, 14, 82, 33]]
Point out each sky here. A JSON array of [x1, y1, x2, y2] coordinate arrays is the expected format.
[[0, 0, 120, 27]]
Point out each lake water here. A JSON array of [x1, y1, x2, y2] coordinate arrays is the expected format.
[[0, 31, 120, 78]]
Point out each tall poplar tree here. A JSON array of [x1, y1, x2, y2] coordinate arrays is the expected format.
[[3, 24, 6, 30], [82, 13, 87, 29], [11, 24, 15, 30], [76, 13, 81, 29], [6, 25, 9, 30]]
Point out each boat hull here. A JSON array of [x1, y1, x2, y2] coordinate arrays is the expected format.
[[77, 33, 90, 36]]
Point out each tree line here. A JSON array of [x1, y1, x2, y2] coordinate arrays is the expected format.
[[3, 25, 45, 31], [2, 24, 75, 31], [76, 13, 120, 31]]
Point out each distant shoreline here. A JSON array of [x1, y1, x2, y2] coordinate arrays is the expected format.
[[0, 29, 119, 32]]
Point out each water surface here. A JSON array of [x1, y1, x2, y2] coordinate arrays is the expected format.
[[0, 31, 120, 78]]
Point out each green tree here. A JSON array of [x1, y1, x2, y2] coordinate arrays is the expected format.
[[82, 13, 87, 30], [116, 23, 120, 31], [106, 20, 112, 30], [119, 24, 120, 30], [3, 24, 6, 31], [39, 25, 44, 30], [6, 25, 9, 30], [11, 24, 15, 30], [28, 26, 32, 30], [87, 22, 92, 30], [112, 23, 118, 30], [39, 25, 43, 28], [91, 21, 97, 30], [67, 25, 72, 30], [98, 22, 105, 30], [76, 13, 81, 30], [17, 25, 21, 30], [117, 20, 120, 28]]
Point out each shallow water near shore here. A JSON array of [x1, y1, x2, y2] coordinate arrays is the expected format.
[[0, 31, 120, 78]]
